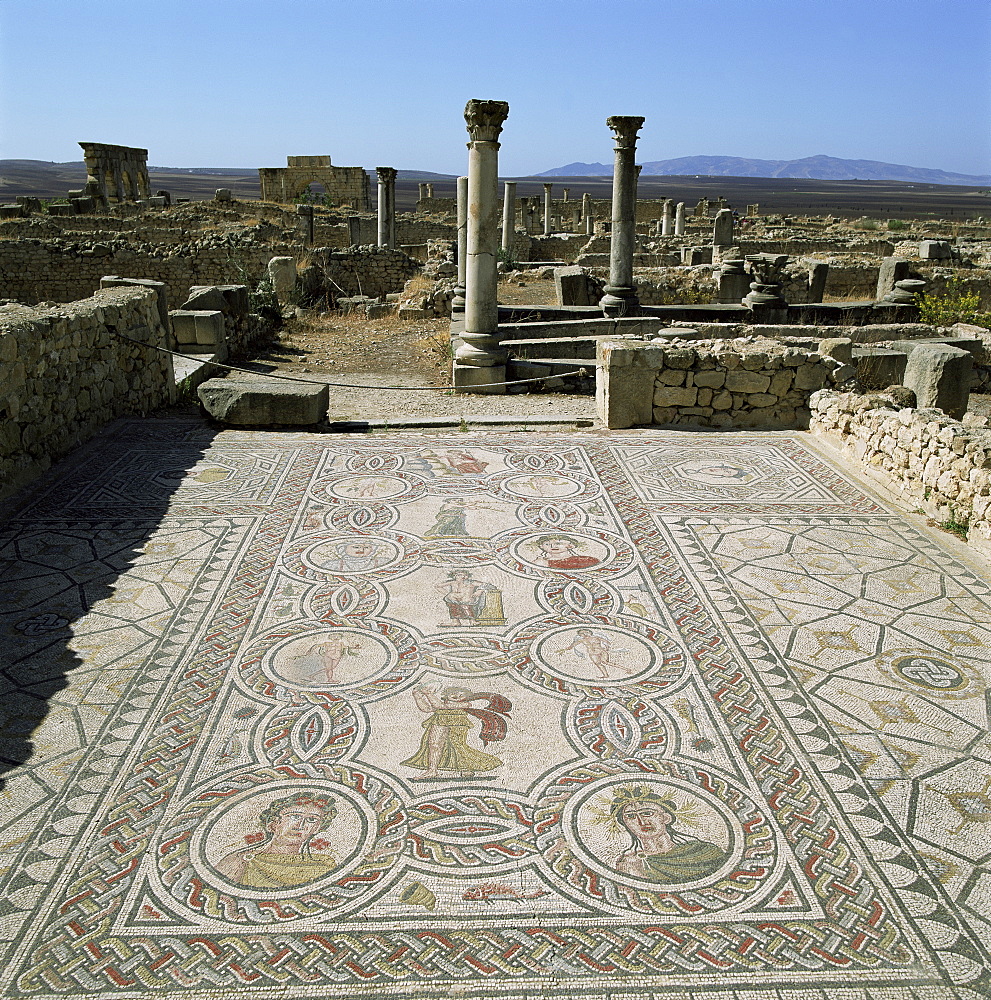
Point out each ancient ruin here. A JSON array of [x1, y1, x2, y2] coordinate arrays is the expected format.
[[258, 154, 371, 208], [78, 141, 151, 206], [2, 110, 991, 1000]]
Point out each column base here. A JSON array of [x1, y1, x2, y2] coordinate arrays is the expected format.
[[452, 363, 507, 394], [599, 288, 640, 318]]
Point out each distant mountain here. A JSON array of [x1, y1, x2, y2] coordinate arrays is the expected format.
[[538, 154, 991, 186]]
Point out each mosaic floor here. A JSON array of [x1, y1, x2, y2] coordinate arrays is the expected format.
[[1, 419, 990, 1000]]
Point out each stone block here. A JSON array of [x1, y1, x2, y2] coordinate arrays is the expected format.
[[215, 188, 233, 202], [194, 311, 225, 346], [725, 370, 770, 393], [365, 302, 396, 319], [596, 341, 656, 428], [198, 377, 328, 425], [553, 266, 592, 306], [693, 370, 725, 388], [902, 343, 972, 420], [819, 337, 852, 363], [807, 262, 829, 303], [853, 348, 907, 389], [653, 385, 697, 407], [398, 304, 432, 320], [793, 364, 827, 391], [919, 239, 952, 260], [268, 257, 297, 303]]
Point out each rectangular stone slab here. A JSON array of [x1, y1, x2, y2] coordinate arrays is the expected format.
[[197, 376, 328, 425]]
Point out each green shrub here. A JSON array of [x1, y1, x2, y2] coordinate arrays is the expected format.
[[886, 219, 907, 231], [917, 277, 991, 327]]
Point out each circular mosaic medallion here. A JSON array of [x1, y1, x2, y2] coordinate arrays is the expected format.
[[534, 760, 776, 914], [877, 648, 983, 699], [238, 620, 419, 704], [157, 768, 406, 921]]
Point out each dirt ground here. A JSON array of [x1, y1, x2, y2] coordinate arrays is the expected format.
[[224, 277, 596, 423]]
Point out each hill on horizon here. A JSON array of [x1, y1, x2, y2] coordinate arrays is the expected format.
[[539, 154, 991, 186]]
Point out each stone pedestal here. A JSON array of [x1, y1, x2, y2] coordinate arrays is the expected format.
[[543, 183, 553, 235], [599, 115, 644, 318], [876, 257, 910, 300], [376, 167, 397, 248], [453, 100, 510, 394], [675, 201, 686, 236], [717, 258, 749, 304], [452, 175, 469, 319], [501, 181, 517, 255], [885, 278, 927, 305]]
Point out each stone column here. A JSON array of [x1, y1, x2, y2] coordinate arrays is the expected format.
[[452, 175, 469, 317], [453, 99, 510, 393], [418, 182, 428, 201], [543, 183, 553, 235], [582, 192, 592, 219], [675, 201, 686, 236], [585, 212, 594, 235], [661, 198, 674, 236], [501, 180, 517, 256], [563, 188, 570, 202], [376, 166, 397, 248], [571, 206, 581, 230], [426, 183, 434, 198], [599, 115, 644, 317]]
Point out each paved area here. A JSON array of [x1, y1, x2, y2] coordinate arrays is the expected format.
[[1, 419, 990, 1000]]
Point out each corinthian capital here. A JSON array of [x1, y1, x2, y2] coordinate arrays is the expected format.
[[376, 166, 397, 183], [606, 116, 645, 150], [465, 100, 510, 143]]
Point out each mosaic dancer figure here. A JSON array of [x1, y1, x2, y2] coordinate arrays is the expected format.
[[557, 628, 634, 677], [284, 634, 361, 683], [424, 500, 470, 538], [215, 792, 338, 889], [402, 685, 512, 778]]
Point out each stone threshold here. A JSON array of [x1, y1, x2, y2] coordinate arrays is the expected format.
[[325, 415, 597, 432]]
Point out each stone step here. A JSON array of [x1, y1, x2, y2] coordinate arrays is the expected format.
[[505, 336, 605, 360]]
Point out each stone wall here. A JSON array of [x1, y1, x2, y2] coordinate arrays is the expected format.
[[310, 245, 421, 300], [0, 236, 287, 307], [597, 335, 852, 430], [0, 286, 173, 498], [810, 388, 991, 556]]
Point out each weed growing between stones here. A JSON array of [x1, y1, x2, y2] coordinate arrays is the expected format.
[[918, 276, 991, 327]]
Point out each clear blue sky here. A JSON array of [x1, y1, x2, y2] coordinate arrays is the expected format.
[[1, 0, 989, 177]]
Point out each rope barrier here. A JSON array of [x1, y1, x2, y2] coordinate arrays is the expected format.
[[111, 329, 591, 392]]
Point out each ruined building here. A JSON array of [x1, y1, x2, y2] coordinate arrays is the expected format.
[[258, 155, 370, 209]]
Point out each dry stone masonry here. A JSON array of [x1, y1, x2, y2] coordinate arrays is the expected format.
[[0, 286, 172, 497]]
